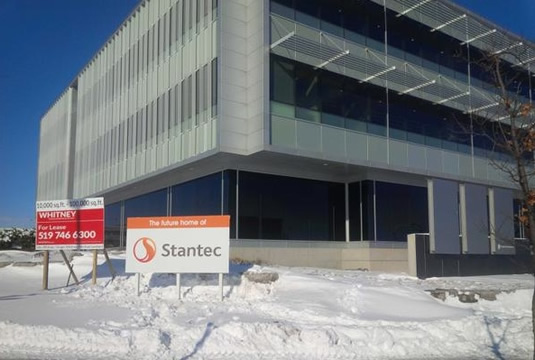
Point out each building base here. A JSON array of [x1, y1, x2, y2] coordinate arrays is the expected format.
[[230, 240, 408, 272]]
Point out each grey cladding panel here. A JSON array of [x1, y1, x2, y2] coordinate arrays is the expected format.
[[490, 188, 515, 255], [271, 116, 296, 149], [461, 183, 489, 254], [322, 126, 345, 156], [407, 144, 426, 170], [389, 140, 408, 167], [296, 121, 321, 152], [429, 178, 460, 254], [368, 136, 388, 164], [346, 132, 367, 161]]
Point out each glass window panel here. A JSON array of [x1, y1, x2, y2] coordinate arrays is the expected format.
[[270, 101, 294, 118], [271, 2, 294, 19], [349, 182, 361, 241], [361, 180, 375, 241], [171, 173, 221, 216], [375, 181, 428, 242], [271, 56, 295, 105], [295, 64, 320, 113], [238, 171, 345, 241], [105, 202, 122, 248], [124, 188, 167, 219]]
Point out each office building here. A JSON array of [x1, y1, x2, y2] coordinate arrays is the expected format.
[[37, 0, 534, 273]]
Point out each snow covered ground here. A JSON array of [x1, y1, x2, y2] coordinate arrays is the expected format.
[[0, 250, 532, 359]]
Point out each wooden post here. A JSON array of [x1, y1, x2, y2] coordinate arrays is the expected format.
[[92, 249, 97, 285], [60, 250, 79, 285], [103, 249, 117, 279], [42, 250, 49, 290]]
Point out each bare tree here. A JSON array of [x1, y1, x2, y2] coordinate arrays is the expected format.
[[467, 49, 535, 357]]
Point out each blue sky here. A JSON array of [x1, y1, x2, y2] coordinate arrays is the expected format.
[[0, 0, 534, 228]]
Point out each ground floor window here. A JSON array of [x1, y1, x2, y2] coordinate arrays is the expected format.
[[104, 171, 430, 246], [238, 171, 345, 240], [349, 180, 428, 241]]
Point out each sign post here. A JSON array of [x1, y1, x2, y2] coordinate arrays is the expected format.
[[42, 251, 49, 290], [125, 215, 230, 300], [36, 198, 105, 288]]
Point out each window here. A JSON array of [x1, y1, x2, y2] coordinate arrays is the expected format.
[[238, 171, 345, 240], [375, 181, 428, 241], [125, 189, 168, 219], [212, 0, 217, 21], [105, 202, 122, 248], [172, 173, 222, 216], [271, 56, 295, 105], [211, 58, 218, 117]]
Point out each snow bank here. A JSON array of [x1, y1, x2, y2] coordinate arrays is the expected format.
[[0, 251, 532, 359]]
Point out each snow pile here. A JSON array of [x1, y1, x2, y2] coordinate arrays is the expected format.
[[0, 251, 532, 359]]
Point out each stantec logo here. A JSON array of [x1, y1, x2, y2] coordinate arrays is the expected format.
[[133, 237, 156, 263]]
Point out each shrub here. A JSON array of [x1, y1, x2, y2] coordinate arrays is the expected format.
[[0, 228, 36, 250]]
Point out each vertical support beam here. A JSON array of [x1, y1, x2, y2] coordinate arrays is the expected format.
[[359, 182, 363, 241], [120, 200, 125, 248], [373, 181, 377, 241], [407, 234, 418, 277], [42, 250, 49, 290], [235, 170, 239, 239], [345, 183, 350, 242], [221, 171, 224, 215], [92, 249, 98, 285], [459, 183, 467, 253]]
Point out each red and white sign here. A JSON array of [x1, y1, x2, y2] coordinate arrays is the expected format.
[[35, 198, 104, 250], [125, 215, 230, 274]]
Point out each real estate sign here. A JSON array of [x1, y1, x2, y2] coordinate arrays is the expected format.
[[35, 198, 104, 250], [125, 215, 230, 274]]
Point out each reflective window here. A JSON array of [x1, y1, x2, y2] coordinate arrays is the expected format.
[[238, 171, 345, 240], [375, 181, 428, 242], [361, 181, 375, 241], [171, 173, 222, 216], [270, 55, 386, 134], [348, 183, 361, 241], [105, 202, 122, 248], [125, 188, 167, 219]]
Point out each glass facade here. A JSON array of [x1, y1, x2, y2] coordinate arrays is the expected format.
[[238, 171, 345, 240], [270, 0, 531, 97], [171, 172, 222, 216], [125, 188, 168, 219], [104, 202, 122, 248], [375, 181, 428, 242], [349, 180, 428, 241], [270, 55, 480, 152]]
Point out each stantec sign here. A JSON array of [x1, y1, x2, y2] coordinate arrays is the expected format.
[[125, 215, 230, 274], [35, 198, 104, 250]]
